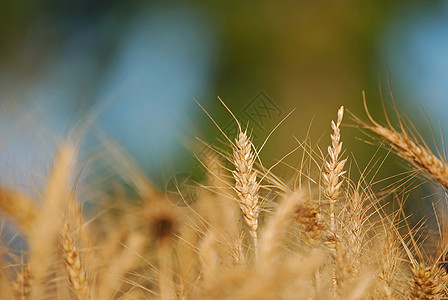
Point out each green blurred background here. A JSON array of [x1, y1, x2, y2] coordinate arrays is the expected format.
[[1, 0, 447, 209]]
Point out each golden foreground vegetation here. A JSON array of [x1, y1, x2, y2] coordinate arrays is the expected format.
[[1, 98, 448, 299]]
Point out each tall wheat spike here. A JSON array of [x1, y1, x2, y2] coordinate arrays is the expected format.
[[322, 106, 347, 298], [232, 129, 261, 259], [322, 106, 347, 232]]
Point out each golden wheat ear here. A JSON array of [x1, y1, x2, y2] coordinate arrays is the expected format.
[[12, 264, 31, 300], [232, 129, 261, 260], [61, 221, 90, 300], [199, 97, 262, 261], [322, 106, 346, 233], [360, 94, 448, 191]]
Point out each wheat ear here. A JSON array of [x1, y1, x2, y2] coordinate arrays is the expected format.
[[294, 197, 326, 247], [322, 106, 346, 298], [232, 129, 261, 259], [367, 120, 448, 191], [360, 97, 448, 190], [410, 262, 448, 299], [13, 265, 31, 300], [322, 106, 346, 232], [61, 221, 90, 300]]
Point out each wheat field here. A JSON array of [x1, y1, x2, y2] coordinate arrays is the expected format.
[[1, 98, 448, 300]]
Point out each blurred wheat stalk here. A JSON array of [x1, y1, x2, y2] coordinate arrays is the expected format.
[[0, 98, 447, 300]]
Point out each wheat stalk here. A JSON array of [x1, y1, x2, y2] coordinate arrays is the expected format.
[[232, 129, 261, 259]]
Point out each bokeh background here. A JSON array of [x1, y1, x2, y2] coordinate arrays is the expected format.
[[0, 1, 447, 203]]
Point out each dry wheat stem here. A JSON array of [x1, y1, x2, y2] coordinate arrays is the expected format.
[[232, 129, 261, 259]]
